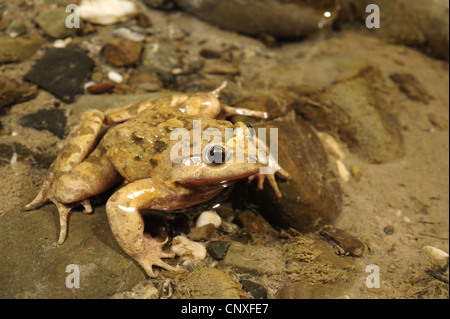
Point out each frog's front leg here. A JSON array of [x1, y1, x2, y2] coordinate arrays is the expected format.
[[106, 179, 185, 278]]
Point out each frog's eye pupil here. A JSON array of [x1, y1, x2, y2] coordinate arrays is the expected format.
[[206, 145, 226, 165]]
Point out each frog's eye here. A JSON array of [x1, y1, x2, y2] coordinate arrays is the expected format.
[[204, 145, 227, 165]]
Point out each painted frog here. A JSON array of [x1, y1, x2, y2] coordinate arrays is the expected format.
[[26, 82, 289, 277]]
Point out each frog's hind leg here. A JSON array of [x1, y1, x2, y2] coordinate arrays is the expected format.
[[25, 110, 106, 211], [106, 179, 185, 278], [51, 146, 122, 245]]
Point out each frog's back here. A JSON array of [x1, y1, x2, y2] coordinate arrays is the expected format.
[[101, 107, 183, 182]]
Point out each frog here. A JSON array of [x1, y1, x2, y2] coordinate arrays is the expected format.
[[25, 82, 289, 277]]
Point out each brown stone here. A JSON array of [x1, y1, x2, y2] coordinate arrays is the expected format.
[[103, 38, 142, 67]]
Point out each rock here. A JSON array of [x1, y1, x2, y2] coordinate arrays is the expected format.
[[111, 280, 159, 299], [383, 225, 394, 235], [0, 35, 45, 64], [128, 72, 164, 92], [140, 41, 180, 76], [0, 142, 55, 169], [423, 246, 449, 269], [230, 229, 253, 244], [222, 242, 284, 274], [0, 206, 146, 298], [350, 165, 364, 181], [6, 20, 27, 38], [113, 27, 146, 42], [19, 108, 67, 139], [253, 113, 342, 233], [175, 0, 339, 39], [35, 8, 80, 39], [0, 77, 39, 110], [171, 235, 207, 261], [195, 210, 222, 229], [292, 65, 404, 164], [240, 279, 267, 299], [86, 82, 115, 94], [234, 210, 273, 233], [136, 12, 152, 28], [276, 281, 346, 299], [176, 267, 247, 299], [188, 224, 216, 241], [390, 72, 433, 104], [107, 71, 124, 83], [320, 226, 366, 257], [206, 241, 230, 260], [79, 0, 140, 25], [25, 48, 94, 103], [142, 0, 175, 10], [102, 38, 142, 67], [339, 0, 449, 60]]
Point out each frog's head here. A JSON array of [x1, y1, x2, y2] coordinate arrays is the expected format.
[[171, 122, 270, 187]]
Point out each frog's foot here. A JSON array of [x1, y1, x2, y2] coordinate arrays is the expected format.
[[52, 200, 75, 245], [248, 172, 282, 198], [134, 235, 181, 278]]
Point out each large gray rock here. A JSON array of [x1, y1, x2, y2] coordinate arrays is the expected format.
[[175, 0, 339, 38], [338, 0, 449, 60], [0, 35, 45, 64], [0, 205, 146, 298], [253, 113, 342, 232]]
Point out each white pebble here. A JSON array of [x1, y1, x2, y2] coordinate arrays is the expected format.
[[171, 236, 206, 261], [423, 246, 449, 269], [336, 160, 350, 182], [196, 210, 222, 229], [107, 71, 123, 83], [53, 38, 72, 48], [10, 153, 18, 165], [113, 27, 146, 42], [84, 81, 96, 90], [79, 0, 139, 25], [403, 216, 411, 223]]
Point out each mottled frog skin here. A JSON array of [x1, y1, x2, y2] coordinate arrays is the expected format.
[[26, 82, 288, 277]]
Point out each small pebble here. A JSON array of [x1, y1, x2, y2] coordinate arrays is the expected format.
[[113, 27, 146, 42], [102, 38, 142, 67], [171, 235, 206, 261], [189, 224, 216, 241], [240, 280, 268, 299], [206, 241, 230, 260], [86, 82, 115, 94], [351, 165, 364, 181], [108, 71, 123, 83], [196, 210, 222, 229], [383, 225, 394, 235], [423, 246, 449, 269]]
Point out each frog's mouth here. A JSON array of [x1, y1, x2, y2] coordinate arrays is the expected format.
[[172, 155, 261, 187]]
